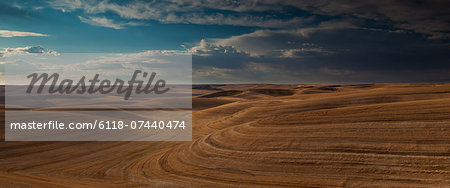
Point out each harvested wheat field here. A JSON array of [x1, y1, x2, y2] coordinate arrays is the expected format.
[[1, 84, 450, 187]]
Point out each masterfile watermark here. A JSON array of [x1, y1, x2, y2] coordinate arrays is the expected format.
[[26, 70, 170, 100], [5, 52, 192, 109]]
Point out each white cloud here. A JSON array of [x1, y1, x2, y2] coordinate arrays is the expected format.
[[78, 16, 146, 29], [0, 30, 48, 38], [32, 6, 45, 11], [190, 20, 352, 57], [81, 50, 188, 67], [278, 47, 335, 58], [78, 16, 126, 29], [50, 0, 313, 28], [189, 39, 247, 56], [0, 46, 59, 57]]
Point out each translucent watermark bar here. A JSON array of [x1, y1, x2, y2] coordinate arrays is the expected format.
[[4, 52, 192, 141], [6, 111, 192, 141]]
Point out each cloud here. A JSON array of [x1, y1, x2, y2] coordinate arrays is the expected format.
[[0, 46, 59, 57], [190, 39, 253, 69], [32, 6, 44, 11], [24, 0, 449, 83], [78, 16, 122, 29], [20, 51, 192, 84], [190, 39, 247, 56], [80, 50, 188, 69], [78, 16, 144, 29], [188, 20, 450, 83], [49, 0, 314, 28], [281, 0, 450, 39], [205, 20, 354, 57], [278, 47, 335, 58], [48, 0, 450, 38], [163, 13, 312, 28], [0, 30, 48, 37]]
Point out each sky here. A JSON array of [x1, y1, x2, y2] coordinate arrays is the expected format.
[[0, 0, 449, 84]]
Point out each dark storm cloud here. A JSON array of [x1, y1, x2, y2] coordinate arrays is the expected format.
[[50, 0, 450, 38], [284, 0, 450, 39], [191, 24, 449, 83], [290, 28, 450, 71]]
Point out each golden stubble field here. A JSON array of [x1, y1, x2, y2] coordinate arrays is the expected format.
[[0, 84, 449, 187]]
